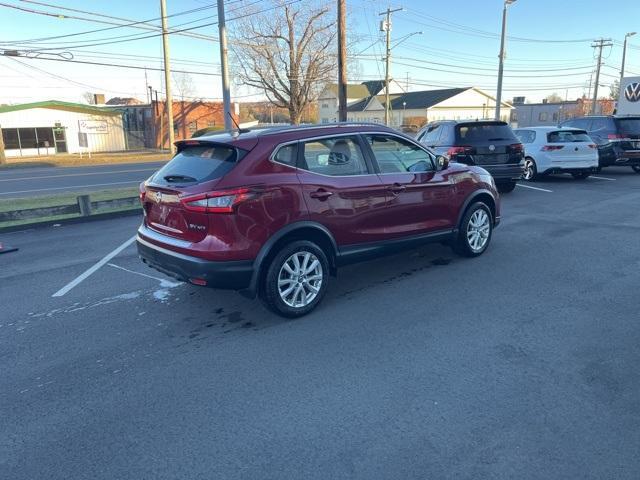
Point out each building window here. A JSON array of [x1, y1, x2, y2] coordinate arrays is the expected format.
[[36, 127, 54, 147], [321, 103, 329, 108], [539, 112, 548, 121], [17, 128, 37, 149], [321, 118, 329, 124], [188, 121, 198, 134], [511, 111, 518, 122], [207, 121, 216, 127], [552, 112, 558, 122], [2, 128, 20, 149]]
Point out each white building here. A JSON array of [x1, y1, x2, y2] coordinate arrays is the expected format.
[[0, 100, 126, 157], [317, 80, 406, 124], [348, 87, 513, 126]]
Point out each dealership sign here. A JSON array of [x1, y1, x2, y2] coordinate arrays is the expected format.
[[617, 76, 640, 115], [78, 120, 109, 134]]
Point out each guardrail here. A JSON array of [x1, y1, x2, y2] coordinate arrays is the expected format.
[[0, 194, 140, 223]]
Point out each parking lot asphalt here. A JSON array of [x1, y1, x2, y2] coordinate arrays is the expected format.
[[1, 168, 639, 479], [0, 161, 166, 198]]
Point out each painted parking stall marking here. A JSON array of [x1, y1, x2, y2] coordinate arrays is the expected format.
[[516, 183, 553, 193], [589, 176, 616, 181]]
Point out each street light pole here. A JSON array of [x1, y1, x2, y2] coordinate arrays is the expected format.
[[620, 32, 637, 87], [379, 7, 403, 126], [495, 0, 516, 121], [337, 0, 347, 122], [217, 0, 232, 131]]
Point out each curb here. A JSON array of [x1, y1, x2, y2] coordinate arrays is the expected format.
[[0, 208, 142, 234]]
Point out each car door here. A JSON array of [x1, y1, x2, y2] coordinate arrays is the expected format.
[[362, 133, 457, 237], [295, 134, 389, 246]]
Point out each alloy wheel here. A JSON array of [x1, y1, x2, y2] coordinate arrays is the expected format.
[[523, 159, 535, 180], [466, 209, 490, 253], [277, 251, 323, 308]]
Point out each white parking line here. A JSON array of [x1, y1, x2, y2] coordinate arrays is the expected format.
[[52, 235, 137, 297], [108, 263, 182, 287], [0, 181, 140, 196], [589, 175, 616, 181], [516, 183, 553, 193]]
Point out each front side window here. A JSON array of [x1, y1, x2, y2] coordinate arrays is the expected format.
[[365, 134, 435, 174], [300, 136, 368, 176]]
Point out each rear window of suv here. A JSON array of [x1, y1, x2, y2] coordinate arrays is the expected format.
[[455, 123, 517, 143], [151, 144, 240, 185], [547, 130, 591, 143], [614, 118, 640, 135]]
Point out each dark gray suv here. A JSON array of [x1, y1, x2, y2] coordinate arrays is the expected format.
[[416, 120, 525, 193]]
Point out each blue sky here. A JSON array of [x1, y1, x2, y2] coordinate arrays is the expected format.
[[1, 0, 639, 105]]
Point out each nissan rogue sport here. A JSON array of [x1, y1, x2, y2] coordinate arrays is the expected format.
[[137, 124, 500, 317]]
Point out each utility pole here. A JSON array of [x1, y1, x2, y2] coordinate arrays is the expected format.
[[337, 0, 347, 122], [620, 32, 637, 87], [0, 125, 6, 165], [160, 0, 175, 154], [217, 0, 232, 130], [591, 38, 613, 115], [495, 0, 516, 121], [379, 7, 402, 126]]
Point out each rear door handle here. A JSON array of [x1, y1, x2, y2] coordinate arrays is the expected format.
[[309, 189, 333, 200], [388, 183, 406, 194]]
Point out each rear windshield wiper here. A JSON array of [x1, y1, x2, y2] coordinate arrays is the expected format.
[[163, 174, 197, 183]]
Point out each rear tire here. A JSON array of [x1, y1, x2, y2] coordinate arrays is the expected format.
[[262, 240, 329, 318], [452, 202, 493, 258], [496, 181, 517, 193], [632, 166, 640, 173], [572, 171, 590, 180], [522, 158, 537, 181]]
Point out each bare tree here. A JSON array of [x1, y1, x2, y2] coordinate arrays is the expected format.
[[173, 72, 196, 102], [81, 91, 96, 104], [230, 0, 336, 124], [544, 92, 563, 103]]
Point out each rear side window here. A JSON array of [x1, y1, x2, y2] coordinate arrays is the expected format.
[[614, 118, 640, 135], [514, 130, 536, 144], [151, 144, 238, 185], [547, 130, 591, 143], [300, 136, 368, 176], [455, 123, 517, 143], [422, 125, 442, 144], [272, 144, 297, 167]]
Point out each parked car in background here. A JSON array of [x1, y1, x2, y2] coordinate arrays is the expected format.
[[137, 124, 500, 317], [559, 115, 640, 173], [416, 120, 524, 193], [513, 127, 599, 181]]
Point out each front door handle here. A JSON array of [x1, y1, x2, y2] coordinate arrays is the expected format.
[[309, 189, 333, 200], [388, 183, 406, 194]]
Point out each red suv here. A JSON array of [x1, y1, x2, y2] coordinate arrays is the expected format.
[[137, 124, 500, 317]]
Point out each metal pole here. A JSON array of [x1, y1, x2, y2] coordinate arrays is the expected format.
[[620, 33, 636, 87], [160, 0, 175, 154], [384, 9, 391, 126], [495, 2, 509, 121], [337, 0, 347, 122], [217, 0, 232, 130]]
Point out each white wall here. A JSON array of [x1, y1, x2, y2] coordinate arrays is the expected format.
[[430, 88, 511, 122], [0, 107, 126, 156]]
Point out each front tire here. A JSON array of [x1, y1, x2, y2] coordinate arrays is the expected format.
[[572, 171, 590, 180], [262, 240, 329, 318], [632, 165, 640, 173], [452, 202, 493, 257], [496, 181, 517, 193], [522, 158, 537, 181]]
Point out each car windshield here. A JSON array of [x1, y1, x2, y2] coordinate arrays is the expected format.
[[456, 123, 516, 143], [614, 118, 640, 135], [151, 144, 239, 185], [547, 130, 591, 143]]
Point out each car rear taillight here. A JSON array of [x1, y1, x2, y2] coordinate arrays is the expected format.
[[181, 187, 254, 213], [138, 182, 146, 204], [588, 144, 598, 149], [607, 134, 625, 139], [447, 146, 472, 156], [509, 143, 524, 153], [541, 145, 564, 151]]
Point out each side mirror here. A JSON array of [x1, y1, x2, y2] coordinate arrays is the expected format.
[[436, 155, 449, 171]]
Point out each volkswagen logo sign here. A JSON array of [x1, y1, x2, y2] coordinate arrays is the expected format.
[[488, 144, 496, 152], [624, 82, 640, 102]]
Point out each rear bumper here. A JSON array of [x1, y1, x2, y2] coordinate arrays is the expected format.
[[599, 145, 640, 166], [137, 235, 253, 290], [480, 163, 524, 182]]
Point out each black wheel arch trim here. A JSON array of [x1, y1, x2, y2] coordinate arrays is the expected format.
[[241, 221, 338, 299], [455, 189, 497, 233]]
